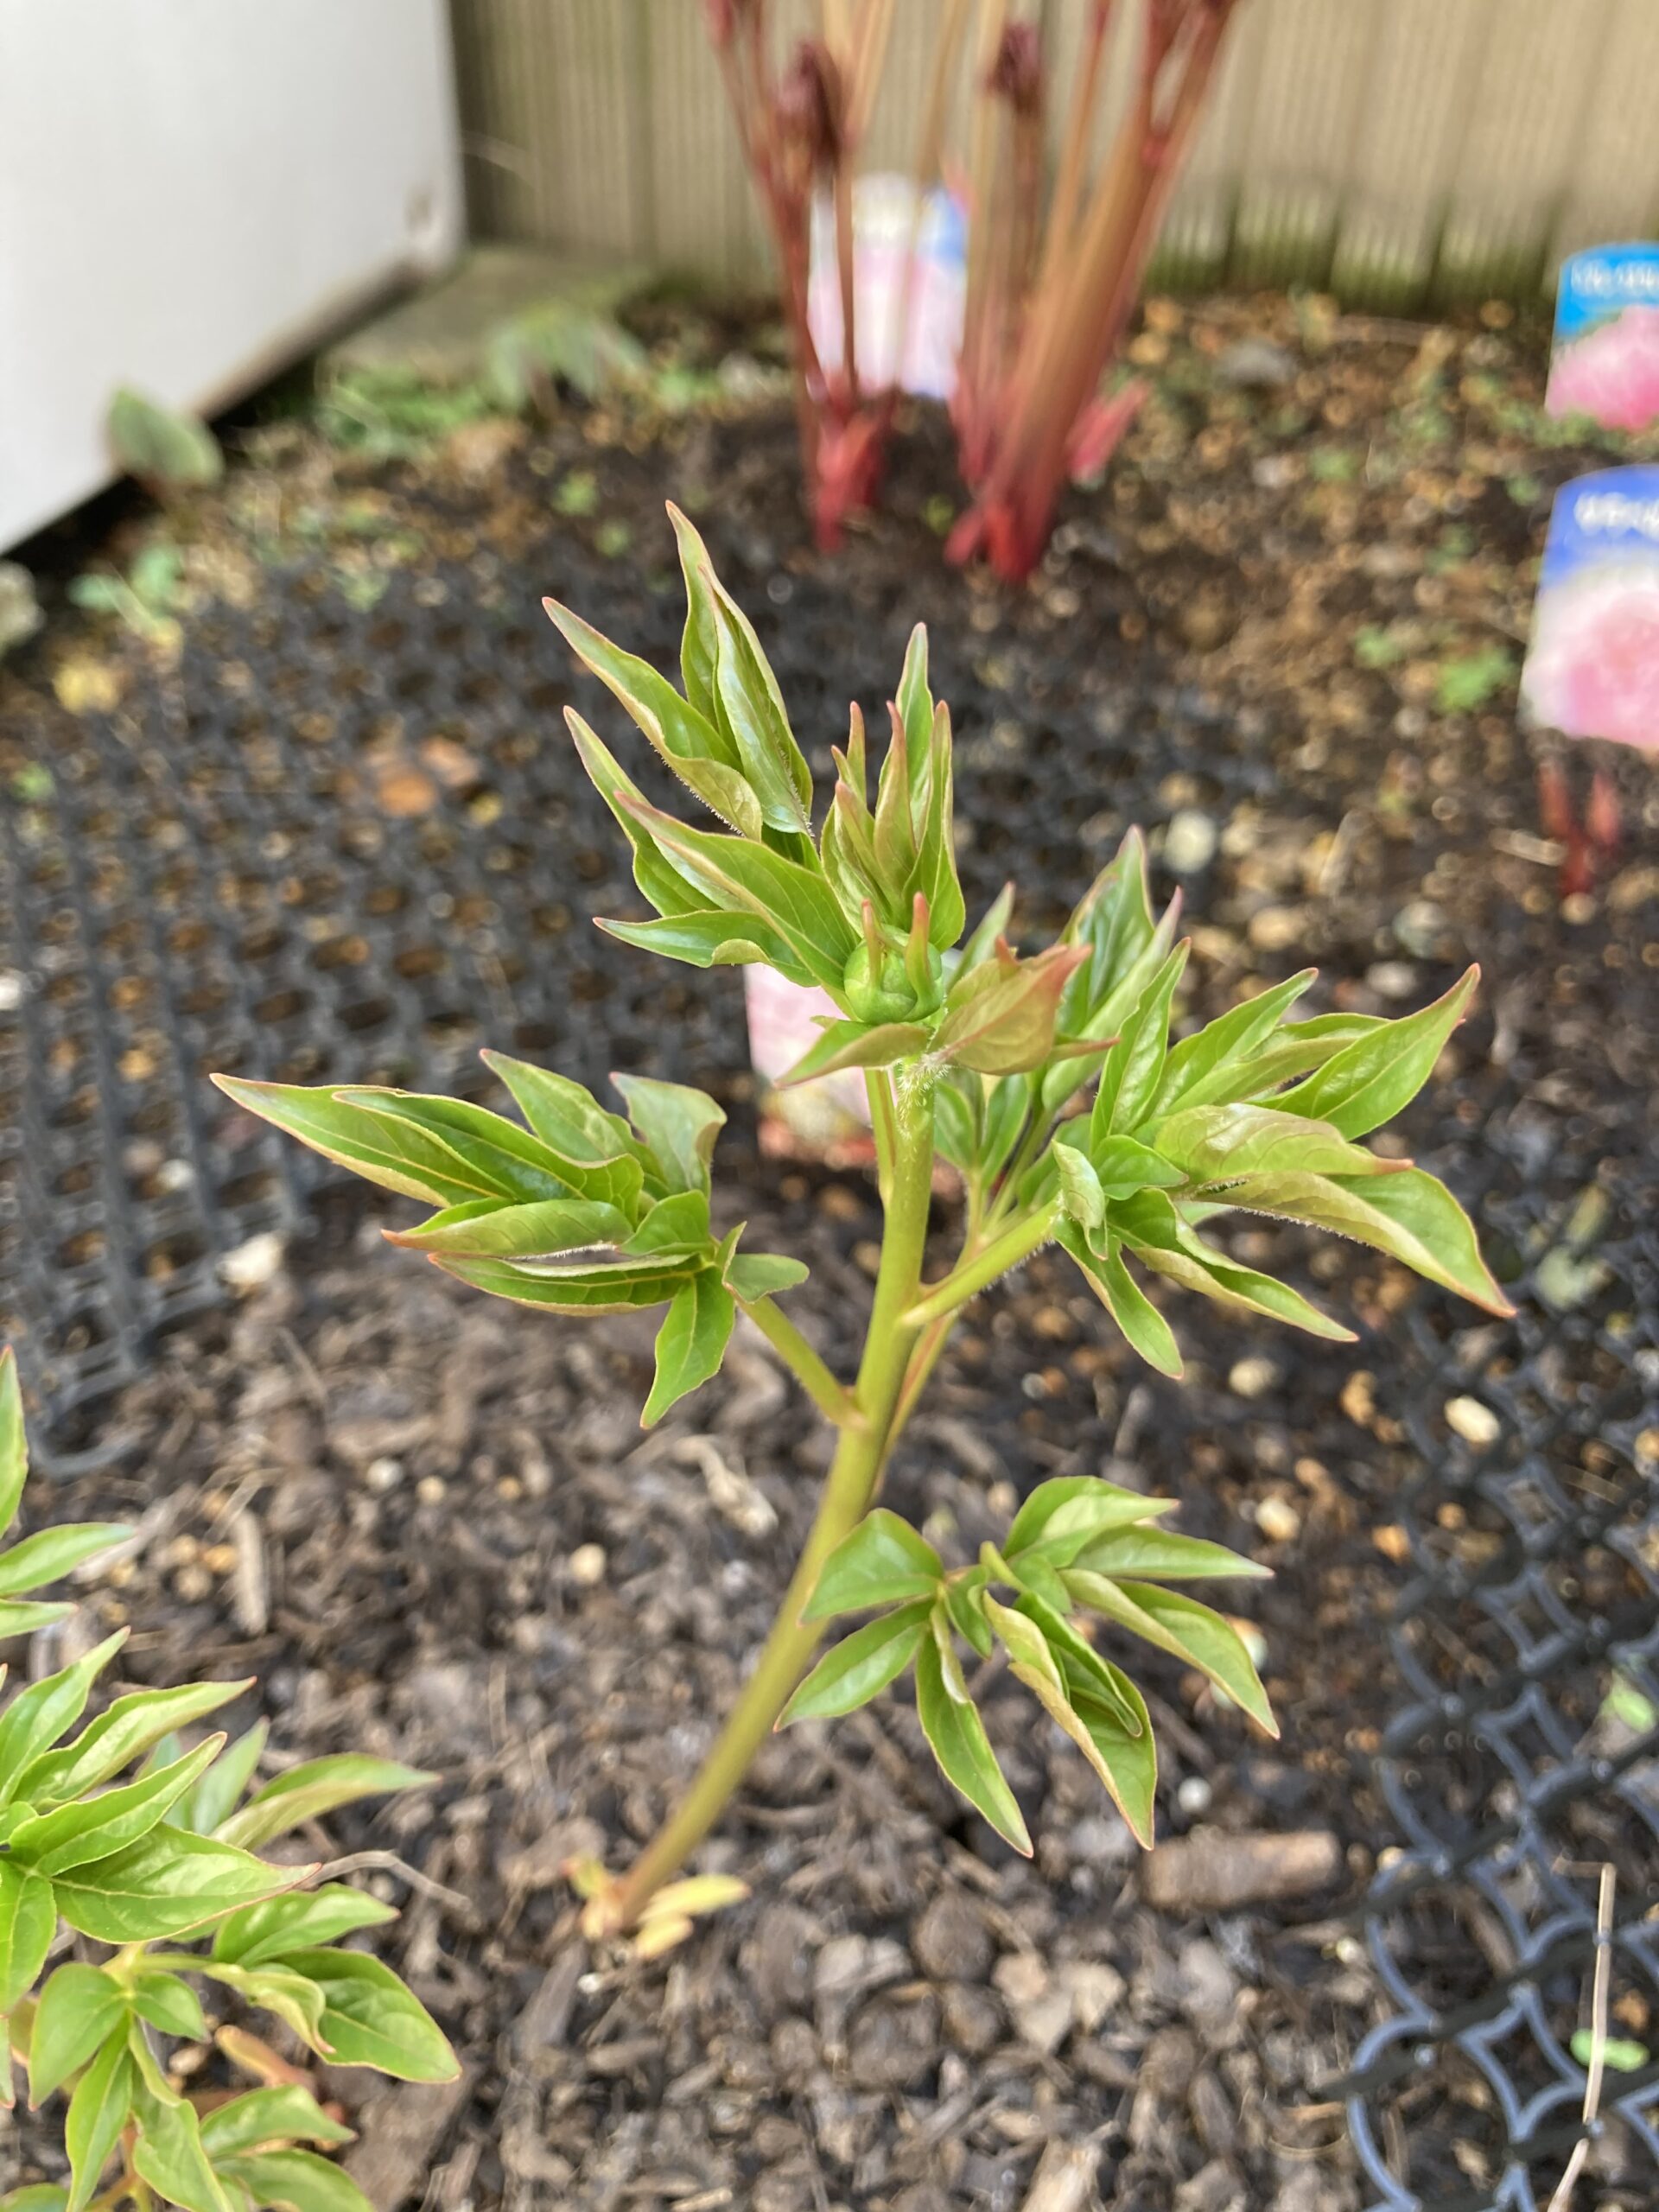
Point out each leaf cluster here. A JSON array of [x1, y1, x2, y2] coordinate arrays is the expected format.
[[0, 1352, 455, 2212]]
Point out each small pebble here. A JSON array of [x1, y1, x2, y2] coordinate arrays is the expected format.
[[1227, 1356, 1276, 1400], [416, 1475, 447, 1506], [365, 1457, 403, 1493], [1445, 1395, 1500, 1446], [1255, 1495, 1300, 1543], [1177, 1775, 1213, 1818], [569, 1542, 607, 1587], [1163, 809, 1217, 874], [1364, 960, 1418, 1000], [174, 1565, 213, 1603], [219, 1230, 284, 1293]]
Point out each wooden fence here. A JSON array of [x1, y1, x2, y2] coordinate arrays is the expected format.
[[448, 0, 1659, 305]]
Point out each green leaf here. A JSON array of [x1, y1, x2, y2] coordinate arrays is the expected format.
[[1058, 1224, 1183, 1376], [1004, 1478, 1174, 1565], [0, 1600, 75, 1641], [211, 1080, 516, 1211], [0, 1862, 55, 2012], [609, 1075, 725, 1196], [913, 1635, 1030, 1853], [709, 587, 813, 836], [778, 1019, 931, 1086], [944, 1568, 995, 1658], [803, 1510, 943, 1620], [195, 1961, 329, 2050], [29, 1965, 128, 2101], [1569, 2029, 1649, 2074], [1217, 1166, 1512, 1313], [1151, 1102, 1391, 1185], [431, 1252, 695, 1315], [387, 1197, 631, 1260], [216, 1757, 432, 1853], [956, 883, 1015, 977], [51, 1827, 292, 1943], [183, 1719, 268, 1836], [1273, 967, 1478, 1137], [601, 910, 815, 985], [128, 1969, 208, 2040], [108, 389, 223, 489], [199, 2087, 354, 2158], [780, 1603, 931, 1723], [0, 1348, 25, 1534], [982, 1598, 1155, 1844], [0, 1631, 130, 1808], [0, 1524, 130, 1599], [564, 709, 706, 921], [721, 1250, 809, 1300], [477, 1052, 637, 1166], [21, 1677, 248, 1809], [1052, 1138, 1105, 1231], [934, 944, 1087, 1075], [641, 1272, 735, 1427], [1087, 1137, 1188, 1198], [63, 2032, 133, 2212], [1150, 970, 1317, 1116], [336, 1089, 630, 1210], [218, 2149, 376, 2212], [1090, 943, 1188, 1139], [9, 1738, 223, 1876], [1115, 1191, 1353, 1342], [667, 504, 720, 723], [1067, 1522, 1268, 1582], [3, 2188, 71, 2212], [212, 1885, 397, 1969], [542, 595, 738, 780], [131, 2073, 237, 2212], [1222, 1013, 1388, 1102], [615, 798, 853, 990], [1068, 1577, 1275, 1733], [280, 1950, 455, 2082], [622, 1190, 711, 1256], [1062, 830, 1156, 1023]]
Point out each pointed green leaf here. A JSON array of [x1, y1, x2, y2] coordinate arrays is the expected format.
[[954, 883, 1015, 977], [336, 1089, 636, 1210], [211, 1884, 398, 1969], [431, 1251, 694, 1313], [478, 1052, 637, 1164], [386, 1197, 632, 1259], [913, 1636, 1030, 1853], [641, 1273, 735, 1427], [622, 1190, 711, 1256], [1150, 970, 1318, 1116], [183, 1720, 268, 1837], [1223, 1012, 1388, 1102], [1087, 1137, 1187, 1198], [981, 1598, 1154, 1844], [10, 1738, 223, 1876], [199, 2087, 354, 2158], [1004, 1478, 1174, 1564], [543, 594, 737, 777], [1066, 1524, 1269, 1581], [1116, 1190, 1354, 1341], [211, 1080, 505, 1210], [1090, 944, 1188, 1139], [610, 1074, 725, 1196], [216, 1756, 432, 1853], [709, 590, 812, 835], [280, 1949, 455, 2081], [131, 2074, 236, 2212], [780, 1602, 931, 1723], [601, 910, 815, 984], [935, 944, 1087, 1075], [1216, 1167, 1512, 1313], [803, 1510, 942, 1621], [51, 1827, 292, 1943], [0, 1599, 75, 1641], [1058, 1224, 1183, 1376], [194, 1961, 329, 2051], [944, 1567, 995, 1658], [63, 2033, 132, 2212], [1151, 1102, 1392, 1185], [1274, 967, 1478, 1137], [0, 1524, 130, 1600], [1057, 1657, 1157, 1847], [1066, 1576, 1275, 1733], [779, 1019, 931, 1086], [0, 1349, 25, 1535], [1053, 1138, 1105, 1231], [218, 2149, 376, 2212], [0, 1632, 130, 1808], [1063, 830, 1156, 1019], [0, 1862, 54, 2012], [21, 1677, 248, 1810], [564, 709, 706, 920], [128, 1970, 207, 2040], [722, 1250, 809, 1300], [29, 1965, 128, 2101], [666, 503, 720, 723]]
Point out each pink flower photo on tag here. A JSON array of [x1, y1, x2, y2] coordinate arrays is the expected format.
[[1546, 304, 1659, 433]]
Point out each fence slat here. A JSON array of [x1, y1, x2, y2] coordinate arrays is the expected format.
[[452, 0, 1659, 305]]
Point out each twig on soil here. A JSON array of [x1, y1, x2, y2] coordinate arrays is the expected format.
[[1545, 1862, 1615, 2212], [314, 1847, 480, 1923]]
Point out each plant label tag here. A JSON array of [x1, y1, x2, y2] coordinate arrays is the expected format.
[[1520, 466, 1659, 747], [808, 175, 966, 402], [1546, 244, 1659, 431]]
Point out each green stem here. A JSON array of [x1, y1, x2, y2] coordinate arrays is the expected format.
[[905, 1201, 1058, 1328], [738, 1295, 856, 1426], [604, 1069, 937, 1931]]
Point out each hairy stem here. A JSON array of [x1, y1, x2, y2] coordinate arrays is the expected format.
[[601, 1071, 937, 1930], [906, 1201, 1058, 1327], [739, 1294, 859, 1426]]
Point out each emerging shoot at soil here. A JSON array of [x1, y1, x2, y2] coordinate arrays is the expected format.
[[0, 1349, 456, 2212], [216, 507, 1510, 1937]]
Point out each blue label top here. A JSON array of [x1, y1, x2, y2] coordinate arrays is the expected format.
[[1554, 244, 1659, 343], [1540, 464, 1659, 589]]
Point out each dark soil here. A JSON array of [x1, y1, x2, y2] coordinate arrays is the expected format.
[[3, 290, 1656, 2210]]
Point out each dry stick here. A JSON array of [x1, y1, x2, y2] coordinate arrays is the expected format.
[[1038, 0, 1118, 289], [1546, 1863, 1616, 2212]]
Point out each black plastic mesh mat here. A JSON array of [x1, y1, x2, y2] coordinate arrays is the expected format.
[[2, 466, 1656, 2207]]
